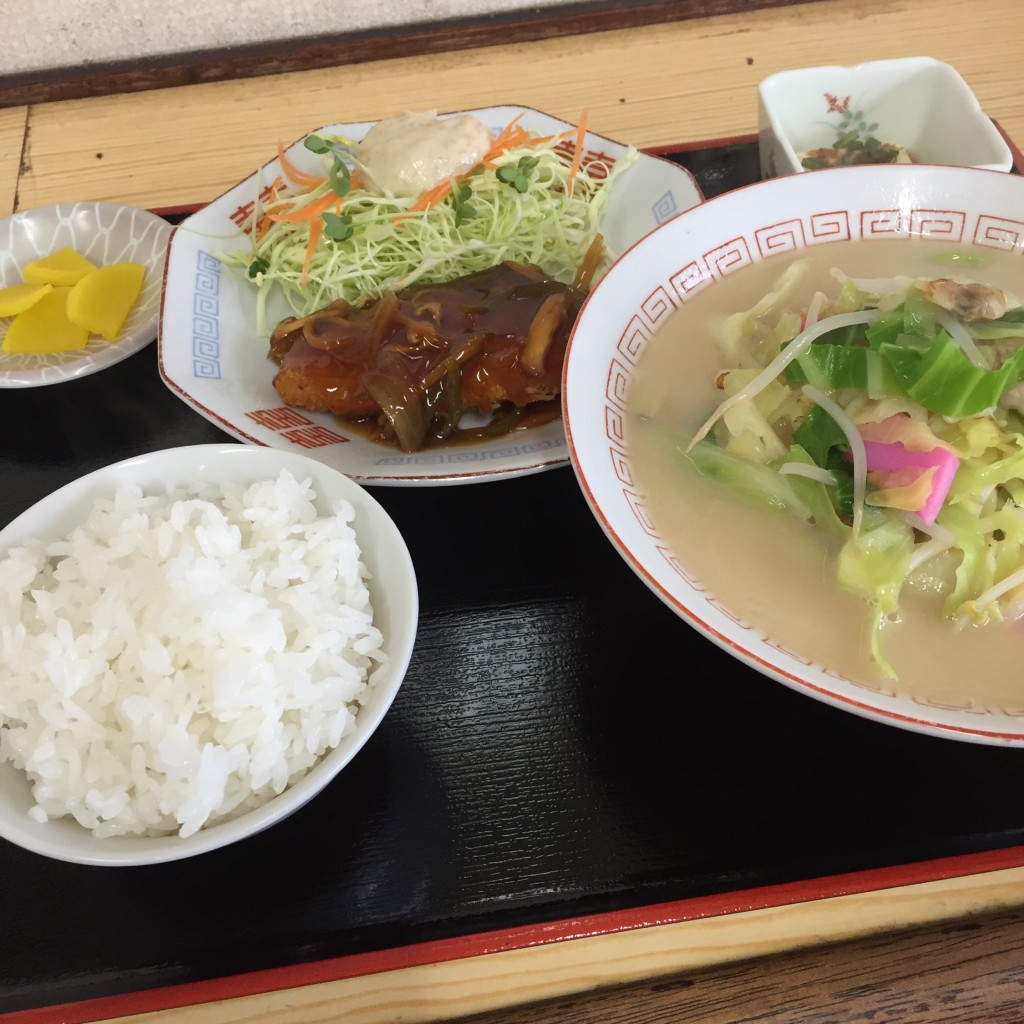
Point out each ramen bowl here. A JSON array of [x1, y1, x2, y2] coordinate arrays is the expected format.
[[563, 163, 1024, 746]]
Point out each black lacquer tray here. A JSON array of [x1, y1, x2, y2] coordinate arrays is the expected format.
[[4, 137, 1024, 1022]]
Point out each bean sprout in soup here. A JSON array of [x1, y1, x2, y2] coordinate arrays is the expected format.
[[626, 238, 1024, 709]]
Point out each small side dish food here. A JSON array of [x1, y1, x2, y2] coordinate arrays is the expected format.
[[0, 247, 145, 354], [0, 470, 385, 839], [627, 238, 1024, 694], [800, 133, 912, 168], [221, 109, 635, 451]]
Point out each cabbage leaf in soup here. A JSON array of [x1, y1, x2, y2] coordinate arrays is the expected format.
[[629, 240, 1024, 688]]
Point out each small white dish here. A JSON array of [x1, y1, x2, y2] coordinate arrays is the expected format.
[[0, 202, 172, 388], [758, 56, 1013, 179], [158, 105, 703, 487], [0, 443, 418, 865]]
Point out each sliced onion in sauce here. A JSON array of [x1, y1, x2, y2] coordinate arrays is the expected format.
[[521, 293, 569, 376], [363, 365, 432, 453]]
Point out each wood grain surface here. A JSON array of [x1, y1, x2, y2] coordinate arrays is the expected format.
[[456, 905, 1024, 1024], [7, 0, 1024, 214], [0, 0, 819, 108], [4, 1, 1024, 1022], [0, 106, 26, 217]]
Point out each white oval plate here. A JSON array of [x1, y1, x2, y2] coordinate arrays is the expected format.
[[158, 104, 703, 486], [0, 202, 172, 388], [0, 443, 418, 865]]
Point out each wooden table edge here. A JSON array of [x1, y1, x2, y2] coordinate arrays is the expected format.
[[40, 861, 1024, 1024], [0, 106, 27, 217], [0, 0, 820, 109]]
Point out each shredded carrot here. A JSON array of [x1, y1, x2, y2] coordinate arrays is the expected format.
[[301, 216, 324, 285], [287, 110, 593, 249], [482, 113, 525, 162], [266, 191, 339, 224], [254, 182, 284, 239], [276, 142, 327, 189], [482, 126, 573, 167], [567, 108, 589, 196], [408, 178, 455, 213]]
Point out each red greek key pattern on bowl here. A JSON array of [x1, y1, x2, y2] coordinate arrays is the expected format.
[[861, 208, 906, 237], [824, 668, 898, 700], [762, 636, 815, 667], [970, 700, 1024, 716], [616, 315, 651, 365], [910, 208, 966, 240], [754, 213, 852, 257], [705, 237, 752, 278], [639, 285, 678, 329], [668, 260, 712, 303], [610, 447, 634, 488], [605, 357, 633, 410], [974, 214, 1024, 250], [809, 210, 851, 243], [756, 219, 805, 257], [657, 544, 703, 588], [624, 488, 660, 537], [911, 693, 988, 714], [604, 404, 627, 449], [705, 595, 752, 628]]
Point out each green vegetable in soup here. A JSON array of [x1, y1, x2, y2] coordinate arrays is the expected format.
[[685, 258, 1024, 679]]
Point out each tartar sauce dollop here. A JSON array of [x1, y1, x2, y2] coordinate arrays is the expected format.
[[357, 110, 493, 198]]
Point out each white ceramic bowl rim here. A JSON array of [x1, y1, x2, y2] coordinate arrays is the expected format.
[[0, 444, 418, 865], [564, 163, 1024, 747]]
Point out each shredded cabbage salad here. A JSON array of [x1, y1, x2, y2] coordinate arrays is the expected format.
[[219, 117, 638, 334], [685, 258, 1024, 678]]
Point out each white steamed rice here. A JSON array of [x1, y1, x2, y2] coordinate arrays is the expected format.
[[0, 469, 385, 839]]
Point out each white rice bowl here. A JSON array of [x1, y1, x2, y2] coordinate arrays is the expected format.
[[0, 444, 417, 865]]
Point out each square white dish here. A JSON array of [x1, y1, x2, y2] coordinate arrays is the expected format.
[[758, 56, 1013, 178]]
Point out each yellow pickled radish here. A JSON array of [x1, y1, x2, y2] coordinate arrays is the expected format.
[[66, 262, 145, 342], [21, 247, 98, 286], [0, 281, 54, 316], [2, 287, 89, 353]]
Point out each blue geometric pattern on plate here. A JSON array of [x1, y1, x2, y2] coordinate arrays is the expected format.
[[192, 251, 221, 379]]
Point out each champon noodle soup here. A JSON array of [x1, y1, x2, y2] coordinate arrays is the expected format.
[[625, 235, 1024, 708]]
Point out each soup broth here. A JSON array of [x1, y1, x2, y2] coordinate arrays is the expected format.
[[627, 237, 1024, 711]]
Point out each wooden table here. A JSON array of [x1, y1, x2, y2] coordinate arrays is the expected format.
[[4, 0, 1024, 1021]]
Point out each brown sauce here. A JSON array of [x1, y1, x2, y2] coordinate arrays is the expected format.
[[338, 397, 563, 449], [269, 262, 584, 452]]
